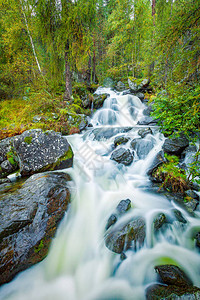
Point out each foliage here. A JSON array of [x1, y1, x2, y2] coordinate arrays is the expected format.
[[153, 154, 189, 193]]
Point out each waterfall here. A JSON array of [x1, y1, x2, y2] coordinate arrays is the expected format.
[[0, 88, 200, 300]]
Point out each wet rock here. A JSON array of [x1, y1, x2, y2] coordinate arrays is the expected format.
[[116, 199, 131, 214], [105, 217, 146, 253], [147, 151, 166, 176], [163, 136, 189, 156], [146, 284, 200, 300], [13, 129, 73, 176], [93, 94, 109, 109], [154, 213, 167, 231], [0, 172, 71, 285], [137, 116, 158, 125], [122, 89, 131, 95], [116, 81, 126, 91], [155, 265, 193, 287], [103, 77, 115, 88], [105, 214, 117, 230], [110, 148, 133, 166], [184, 198, 199, 212], [79, 118, 88, 131], [114, 136, 130, 148], [138, 127, 153, 138], [89, 127, 132, 141], [172, 209, 187, 224], [131, 137, 155, 160]]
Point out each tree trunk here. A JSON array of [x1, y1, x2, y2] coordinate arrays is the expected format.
[[63, 44, 72, 101]]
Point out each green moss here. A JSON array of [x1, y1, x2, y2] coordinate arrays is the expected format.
[[7, 150, 18, 166], [24, 136, 33, 144], [34, 240, 44, 253]]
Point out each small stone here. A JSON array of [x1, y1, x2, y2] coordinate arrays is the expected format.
[[154, 213, 167, 231], [138, 127, 153, 138]]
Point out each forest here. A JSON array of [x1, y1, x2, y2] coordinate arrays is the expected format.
[[0, 1, 200, 299]]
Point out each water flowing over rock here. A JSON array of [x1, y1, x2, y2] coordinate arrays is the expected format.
[[110, 148, 134, 165], [13, 129, 73, 176], [0, 172, 71, 285], [105, 217, 146, 253], [131, 137, 155, 160], [163, 136, 189, 155], [89, 127, 132, 141], [155, 265, 193, 286]]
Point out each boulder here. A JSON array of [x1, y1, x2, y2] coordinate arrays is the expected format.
[[163, 136, 189, 156], [0, 136, 19, 178], [155, 265, 193, 287], [13, 129, 73, 176], [172, 209, 187, 224], [93, 94, 109, 109], [146, 284, 200, 300], [0, 172, 71, 285], [105, 217, 146, 253], [143, 105, 153, 116], [110, 148, 134, 166], [138, 127, 153, 138], [114, 136, 130, 148], [154, 213, 167, 231], [128, 78, 149, 93], [105, 214, 117, 230]]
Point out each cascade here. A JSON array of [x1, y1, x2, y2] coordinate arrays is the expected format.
[[0, 88, 200, 300]]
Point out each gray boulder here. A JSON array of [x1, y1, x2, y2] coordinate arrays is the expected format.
[[115, 81, 126, 91], [105, 217, 146, 253], [110, 148, 134, 166], [0, 172, 71, 285], [138, 127, 153, 138], [114, 136, 130, 148], [13, 129, 73, 176], [131, 137, 155, 160], [163, 136, 189, 155], [147, 151, 166, 176]]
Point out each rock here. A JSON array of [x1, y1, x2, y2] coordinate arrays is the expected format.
[[116, 199, 131, 214], [131, 137, 155, 160], [0, 136, 16, 162], [1, 160, 16, 174], [114, 136, 130, 148], [138, 127, 153, 138], [128, 79, 138, 92], [82, 97, 91, 109], [0, 172, 71, 285], [146, 284, 200, 300], [93, 94, 109, 109], [32, 115, 42, 123], [137, 116, 158, 125], [105, 214, 117, 230], [90, 127, 132, 141], [155, 265, 193, 287], [78, 117, 88, 131], [172, 209, 187, 224], [185, 190, 199, 201], [163, 136, 189, 155], [128, 78, 149, 93], [147, 151, 166, 176], [135, 92, 144, 101], [110, 148, 133, 166], [143, 105, 153, 116], [195, 232, 200, 249], [116, 81, 125, 91], [13, 129, 73, 176], [184, 198, 199, 212], [105, 217, 146, 253], [154, 213, 167, 231], [122, 89, 131, 95], [0, 178, 11, 185]]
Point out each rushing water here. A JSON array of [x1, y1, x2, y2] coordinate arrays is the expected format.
[[1, 88, 200, 300]]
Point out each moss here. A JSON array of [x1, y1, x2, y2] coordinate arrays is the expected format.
[[24, 136, 33, 144], [7, 150, 18, 166], [34, 240, 44, 253]]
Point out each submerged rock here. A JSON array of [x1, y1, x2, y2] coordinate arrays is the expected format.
[[163, 136, 189, 156], [105, 214, 117, 230], [105, 217, 146, 253], [0, 172, 71, 285], [13, 129, 73, 176], [110, 148, 134, 166]]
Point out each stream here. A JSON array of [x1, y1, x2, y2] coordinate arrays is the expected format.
[[0, 88, 200, 300]]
